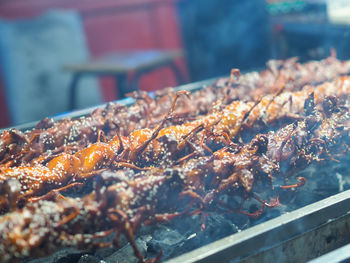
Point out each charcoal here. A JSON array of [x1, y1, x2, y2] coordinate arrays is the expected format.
[[103, 235, 151, 263], [94, 247, 117, 259], [200, 213, 239, 241], [24, 248, 83, 263], [152, 213, 240, 260], [77, 254, 100, 263], [146, 225, 186, 260], [342, 175, 350, 191], [253, 209, 282, 225]]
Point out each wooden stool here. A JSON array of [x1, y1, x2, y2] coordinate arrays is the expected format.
[[64, 49, 184, 110]]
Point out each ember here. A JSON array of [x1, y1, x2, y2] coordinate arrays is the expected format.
[[1, 56, 350, 263]]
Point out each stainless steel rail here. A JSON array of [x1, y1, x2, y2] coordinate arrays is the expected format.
[[308, 243, 350, 263], [165, 189, 350, 263], [4, 75, 350, 263]]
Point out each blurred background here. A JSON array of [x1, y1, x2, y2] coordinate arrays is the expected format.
[[0, 0, 349, 128]]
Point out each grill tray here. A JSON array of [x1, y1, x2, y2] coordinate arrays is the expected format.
[[2, 78, 350, 263]]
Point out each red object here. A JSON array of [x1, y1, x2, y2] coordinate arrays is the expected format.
[[0, 0, 187, 128], [274, 23, 284, 33]]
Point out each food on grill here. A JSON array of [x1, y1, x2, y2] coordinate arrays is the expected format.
[[1, 90, 350, 263], [216, 51, 350, 101], [2, 77, 350, 207], [1, 56, 350, 263], [2, 55, 350, 167]]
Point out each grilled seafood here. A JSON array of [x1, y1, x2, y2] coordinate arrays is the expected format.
[[1, 94, 350, 263], [2, 55, 350, 167], [113, 76, 350, 166], [1, 54, 350, 263], [2, 77, 350, 207], [216, 50, 350, 101]]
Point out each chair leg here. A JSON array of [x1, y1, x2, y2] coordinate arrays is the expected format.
[[128, 61, 186, 94], [129, 72, 142, 94], [115, 74, 128, 99], [168, 61, 185, 85], [68, 73, 81, 111]]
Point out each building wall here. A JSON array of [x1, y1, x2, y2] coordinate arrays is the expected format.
[[0, 0, 187, 127]]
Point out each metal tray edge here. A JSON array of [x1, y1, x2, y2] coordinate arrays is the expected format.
[[165, 189, 350, 263]]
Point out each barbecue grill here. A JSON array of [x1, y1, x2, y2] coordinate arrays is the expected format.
[[2, 67, 350, 263]]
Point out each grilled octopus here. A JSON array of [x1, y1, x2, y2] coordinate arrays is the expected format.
[[2, 76, 350, 209], [2, 55, 350, 167], [0, 93, 349, 263]]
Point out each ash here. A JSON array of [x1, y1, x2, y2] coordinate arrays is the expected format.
[[23, 154, 350, 263]]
